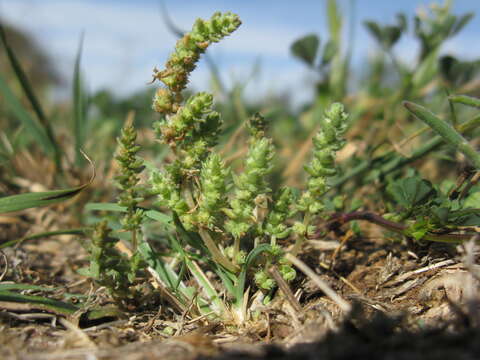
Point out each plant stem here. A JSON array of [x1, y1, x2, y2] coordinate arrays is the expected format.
[[333, 114, 480, 188], [404, 101, 480, 169], [199, 228, 238, 273], [233, 236, 240, 262], [324, 211, 479, 244], [131, 230, 137, 252]]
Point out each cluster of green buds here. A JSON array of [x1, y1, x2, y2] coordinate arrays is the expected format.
[[224, 114, 276, 241], [152, 12, 242, 97], [254, 245, 296, 291], [150, 12, 240, 234], [88, 221, 139, 303], [197, 153, 230, 229], [263, 187, 297, 241], [151, 12, 240, 176], [115, 121, 144, 250], [147, 11, 350, 302], [153, 92, 222, 154], [298, 103, 349, 215]]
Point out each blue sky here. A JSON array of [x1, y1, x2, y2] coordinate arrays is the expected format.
[[0, 0, 479, 105]]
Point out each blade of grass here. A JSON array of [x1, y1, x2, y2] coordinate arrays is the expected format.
[[0, 284, 61, 292], [0, 228, 87, 249], [0, 24, 62, 172], [73, 34, 88, 165], [0, 186, 89, 214], [184, 257, 226, 315], [233, 243, 273, 319], [139, 240, 215, 315], [0, 73, 53, 156], [86, 204, 173, 228], [0, 290, 78, 316], [138, 241, 192, 304], [0, 284, 88, 301], [0, 152, 94, 213]]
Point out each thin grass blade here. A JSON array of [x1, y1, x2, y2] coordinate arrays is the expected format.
[[0, 73, 53, 156], [234, 244, 273, 309], [0, 25, 62, 170], [0, 290, 78, 316], [73, 34, 88, 165], [0, 228, 87, 249], [0, 156, 93, 213]]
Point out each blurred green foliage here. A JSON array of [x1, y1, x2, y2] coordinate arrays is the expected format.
[[1, 0, 479, 322]]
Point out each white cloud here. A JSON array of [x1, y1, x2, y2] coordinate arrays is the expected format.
[[0, 0, 307, 102], [2, 0, 476, 106]]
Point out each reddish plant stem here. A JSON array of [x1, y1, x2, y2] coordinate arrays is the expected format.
[[320, 211, 478, 244]]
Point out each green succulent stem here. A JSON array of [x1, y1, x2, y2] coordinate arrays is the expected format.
[[404, 101, 480, 169]]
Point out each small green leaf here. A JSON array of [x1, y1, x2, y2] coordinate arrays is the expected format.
[[387, 176, 436, 209], [452, 13, 474, 36], [85, 203, 173, 228], [364, 21, 383, 45], [364, 14, 406, 49], [321, 40, 337, 65], [412, 49, 439, 89], [291, 34, 320, 67]]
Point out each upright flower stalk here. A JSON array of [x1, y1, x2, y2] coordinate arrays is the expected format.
[[150, 12, 241, 272], [293, 103, 350, 254], [145, 11, 350, 319], [115, 120, 144, 251]]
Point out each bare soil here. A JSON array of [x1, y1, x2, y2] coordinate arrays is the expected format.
[[2, 211, 480, 360]]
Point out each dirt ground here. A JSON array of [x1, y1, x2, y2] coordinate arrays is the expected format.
[[2, 213, 480, 360]]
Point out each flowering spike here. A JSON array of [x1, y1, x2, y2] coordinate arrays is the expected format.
[[298, 103, 349, 214]]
